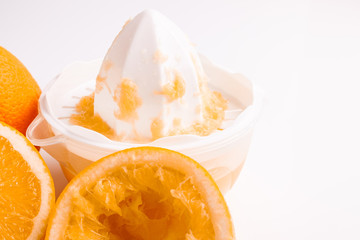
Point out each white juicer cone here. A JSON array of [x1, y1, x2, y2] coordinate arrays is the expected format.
[[94, 10, 209, 142]]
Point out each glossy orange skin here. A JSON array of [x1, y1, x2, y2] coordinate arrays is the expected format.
[[0, 46, 41, 135]]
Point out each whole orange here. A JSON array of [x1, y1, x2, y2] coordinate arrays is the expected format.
[[0, 46, 41, 135]]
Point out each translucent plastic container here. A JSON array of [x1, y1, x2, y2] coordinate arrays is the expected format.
[[27, 56, 261, 194]]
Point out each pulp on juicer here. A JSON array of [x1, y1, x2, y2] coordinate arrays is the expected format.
[[70, 9, 228, 142]]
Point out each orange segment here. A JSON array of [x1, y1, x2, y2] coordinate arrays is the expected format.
[[46, 147, 235, 240], [0, 121, 55, 239]]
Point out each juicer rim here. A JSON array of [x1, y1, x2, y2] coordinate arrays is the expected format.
[[37, 82, 262, 155]]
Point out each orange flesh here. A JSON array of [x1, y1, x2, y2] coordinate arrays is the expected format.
[[193, 89, 227, 136], [168, 88, 227, 137], [114, 78, 142, 122], [69, 94, 118, 140], [95, 75, 106, 94], [160, 71, 186, 102], [64, 164, 215, 239], [150, 117, 164, 140], [0, 136, 41, 239], [153, 50, 168, 64], [173, 118, 182, 128], [96, 61, 112, 94]]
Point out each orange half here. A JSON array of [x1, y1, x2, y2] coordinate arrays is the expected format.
[[0, 121, 55, 239], [46, 147, 235, 240]]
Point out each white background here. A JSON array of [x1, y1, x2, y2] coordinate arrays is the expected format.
[[1, 0, 360, 239]]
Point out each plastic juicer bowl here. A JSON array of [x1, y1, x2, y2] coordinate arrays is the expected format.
[[27, 56, 261, 194]]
